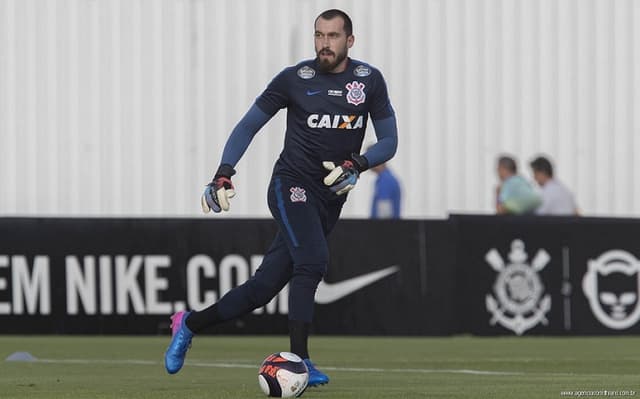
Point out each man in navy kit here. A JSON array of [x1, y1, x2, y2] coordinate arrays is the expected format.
[[165, 9, 398, 386]]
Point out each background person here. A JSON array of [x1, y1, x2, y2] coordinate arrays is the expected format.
[[370, 161, 401, 219], [529, 155, 579, 215], [495, 155, 540, 215]]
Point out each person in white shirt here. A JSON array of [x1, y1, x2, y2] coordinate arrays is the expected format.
[[529, 156, 579, 216]]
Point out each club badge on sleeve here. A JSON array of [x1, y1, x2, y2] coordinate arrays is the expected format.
[[353, 65, 371, 77], [297, 66, 316, 80]]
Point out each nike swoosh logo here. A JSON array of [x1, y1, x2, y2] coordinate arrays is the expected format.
[[306, 90, 322, 96], [314, 265, 400, 304]]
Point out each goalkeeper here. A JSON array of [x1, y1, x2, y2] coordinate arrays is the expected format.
[[165, 9, 398, 387]]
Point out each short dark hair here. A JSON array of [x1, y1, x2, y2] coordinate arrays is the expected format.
[[530, 156, 553, 177], [498, 155, 517, 174], [315, 9, 353, 37]]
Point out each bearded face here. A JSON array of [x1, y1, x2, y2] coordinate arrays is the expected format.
[[314, 17, 353, 73], [316, 43, 349, 73]]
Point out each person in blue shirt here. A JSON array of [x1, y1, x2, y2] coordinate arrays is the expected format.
[[370, 162, 401, 219], [495, 155, 541, 215], [164, 9, 398, 387]]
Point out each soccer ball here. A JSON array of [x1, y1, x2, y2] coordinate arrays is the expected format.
[[258, 352, 309, 397]]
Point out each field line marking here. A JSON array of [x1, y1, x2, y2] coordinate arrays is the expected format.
[[35, 358, 521, 376], [38, 359, 158, 366], [322, 366, 522, 376], [34, 358, 637, 378]]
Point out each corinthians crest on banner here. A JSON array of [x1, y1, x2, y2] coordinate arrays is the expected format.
[[485, 239, 551, 335]]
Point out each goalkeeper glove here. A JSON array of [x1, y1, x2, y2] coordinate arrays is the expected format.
[[322, 154, 369, 195], [201, 164, 236, 213]]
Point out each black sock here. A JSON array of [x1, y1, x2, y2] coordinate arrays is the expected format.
[[185, 304, 223, 334], [289, 319, 310, 359]]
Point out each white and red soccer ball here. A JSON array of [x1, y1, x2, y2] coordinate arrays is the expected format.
[[258, 352, 309, 398]]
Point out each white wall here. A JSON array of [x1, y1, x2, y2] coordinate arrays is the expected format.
[[1, 0, 639, 218]]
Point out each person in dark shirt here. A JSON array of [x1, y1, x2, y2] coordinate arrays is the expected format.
[[164, 9, 398, 387]]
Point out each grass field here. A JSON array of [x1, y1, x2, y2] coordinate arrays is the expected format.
[[1, 335, 638, 398]]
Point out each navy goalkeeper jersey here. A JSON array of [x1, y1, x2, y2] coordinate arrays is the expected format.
[[255, 58, 394, 198]]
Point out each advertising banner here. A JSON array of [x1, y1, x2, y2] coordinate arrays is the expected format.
[[0, 218, 452, 335], [452, 215, 640, 335], [3, 216, 640, 335]]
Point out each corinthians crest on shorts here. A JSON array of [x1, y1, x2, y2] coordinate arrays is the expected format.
[[345, 81, 366, 106], [485, 239, 551, 335], [290, 187, 307, 203]]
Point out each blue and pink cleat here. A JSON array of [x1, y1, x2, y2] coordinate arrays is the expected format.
[[304, 358, 330, 386], [164, 311, 193, 374]]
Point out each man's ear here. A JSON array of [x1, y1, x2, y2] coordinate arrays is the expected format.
[[347, 35, 355, 49]]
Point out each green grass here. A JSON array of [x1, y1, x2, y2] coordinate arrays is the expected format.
[[0, 335, 638, 398]]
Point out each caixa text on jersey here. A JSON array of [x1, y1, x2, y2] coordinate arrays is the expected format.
[[307, 114, 364, 129]]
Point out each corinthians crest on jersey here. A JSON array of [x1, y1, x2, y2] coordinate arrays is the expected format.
[[485, 239, 551, 335], [345, 81, 366, 106]]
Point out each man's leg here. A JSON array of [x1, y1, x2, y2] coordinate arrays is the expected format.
[[287, 196, 345, 359], [165, 232, 293, 374], [187, 232, 293, 330], [268, 177, 335, 386]]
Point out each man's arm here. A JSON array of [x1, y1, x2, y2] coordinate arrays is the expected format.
[[203, 68, 288, 213], [219, 104, 273, 168], [219, 67, 289, 168], [322, 114, 397, 196], [363, 115, 398, 168], [322, 68, 397, 196], [363, 68, 398, 168], [201, 104, 272, 213]]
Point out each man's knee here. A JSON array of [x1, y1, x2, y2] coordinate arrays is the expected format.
[[290, 243, 329, 270], [246, 279, 285, 308], [291, 263, 327, 286]]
